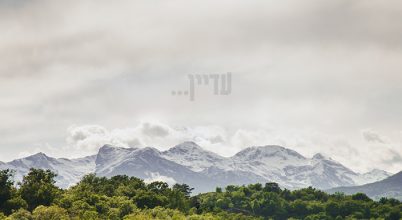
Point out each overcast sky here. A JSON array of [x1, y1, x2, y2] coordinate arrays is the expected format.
[[0, 0, 401, 173]]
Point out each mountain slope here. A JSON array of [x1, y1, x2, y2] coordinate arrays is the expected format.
[[327, 171, 402, 200]]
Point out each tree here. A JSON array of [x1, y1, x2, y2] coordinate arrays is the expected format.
[[386, 208, 401, 220], [3, 196, 28, 215], [168, 190, 189, 212], [351, 193, 371, 202], [0, 170, 14, 213], [133, 190, 167, 209], [263, 183, 281, 193], [19, 169, 60, 211], [325, 202, 340, 217], [108, 196, 136, 218], [147, 181, 169, 194], [172, 183, 194, 198], [32, 205, 69, 220], [6, 208, 32, 220], [290, 199, 309, 218]]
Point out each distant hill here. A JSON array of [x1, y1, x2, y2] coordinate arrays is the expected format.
[[327, 171, 402, 200]]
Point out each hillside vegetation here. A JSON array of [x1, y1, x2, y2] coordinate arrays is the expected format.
[[0, 169, 401, 219]]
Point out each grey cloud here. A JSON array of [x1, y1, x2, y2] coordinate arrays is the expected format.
[[0, 0, 401, 173], [362, 130, 386, 144], [209, 135, 224, 144], [68, 125, 108, 142], [141, 123, 170, 138], [125, 138, 142, 148], [386, 149, 402, 165]]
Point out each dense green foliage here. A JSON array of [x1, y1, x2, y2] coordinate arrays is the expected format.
[[0, 168, 401, 219]]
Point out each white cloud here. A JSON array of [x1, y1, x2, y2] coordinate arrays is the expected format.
[[66, 125, 112, 153], [59, 121, 232, 157]]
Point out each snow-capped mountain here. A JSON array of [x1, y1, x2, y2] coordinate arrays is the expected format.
[[0, 153, 96, 188], [163, 144, 372, 190], [0, 142, 392, 193], [95, 144, 218, 192]]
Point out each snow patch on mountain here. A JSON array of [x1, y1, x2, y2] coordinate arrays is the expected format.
[[162, 141, 225, 172]]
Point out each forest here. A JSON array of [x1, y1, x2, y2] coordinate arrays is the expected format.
[[0, 168, 401, 220]]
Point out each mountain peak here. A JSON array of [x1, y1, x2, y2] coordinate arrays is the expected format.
[[312, 153, 326, 160], [99, 144, 116, 150], [174, 141, 202, 149], [98, 144, 136, 154], [27, 152, 50, 160], [136, 147, 161, 156], [165, 142, 206, 154], [162, 142, 224, 172], [165, 142, 224, 158], [96, 145, 136, 166], [234, 145, 305, 160], [366, 168, 391, 175]]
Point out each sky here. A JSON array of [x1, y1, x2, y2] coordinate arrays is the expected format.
[[0, 0, 401, 173]]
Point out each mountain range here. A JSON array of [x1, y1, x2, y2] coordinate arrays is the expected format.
[[0, 142, 393, 194]]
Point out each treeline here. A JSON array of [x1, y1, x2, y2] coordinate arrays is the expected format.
[[0, 169, 401, 220]]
